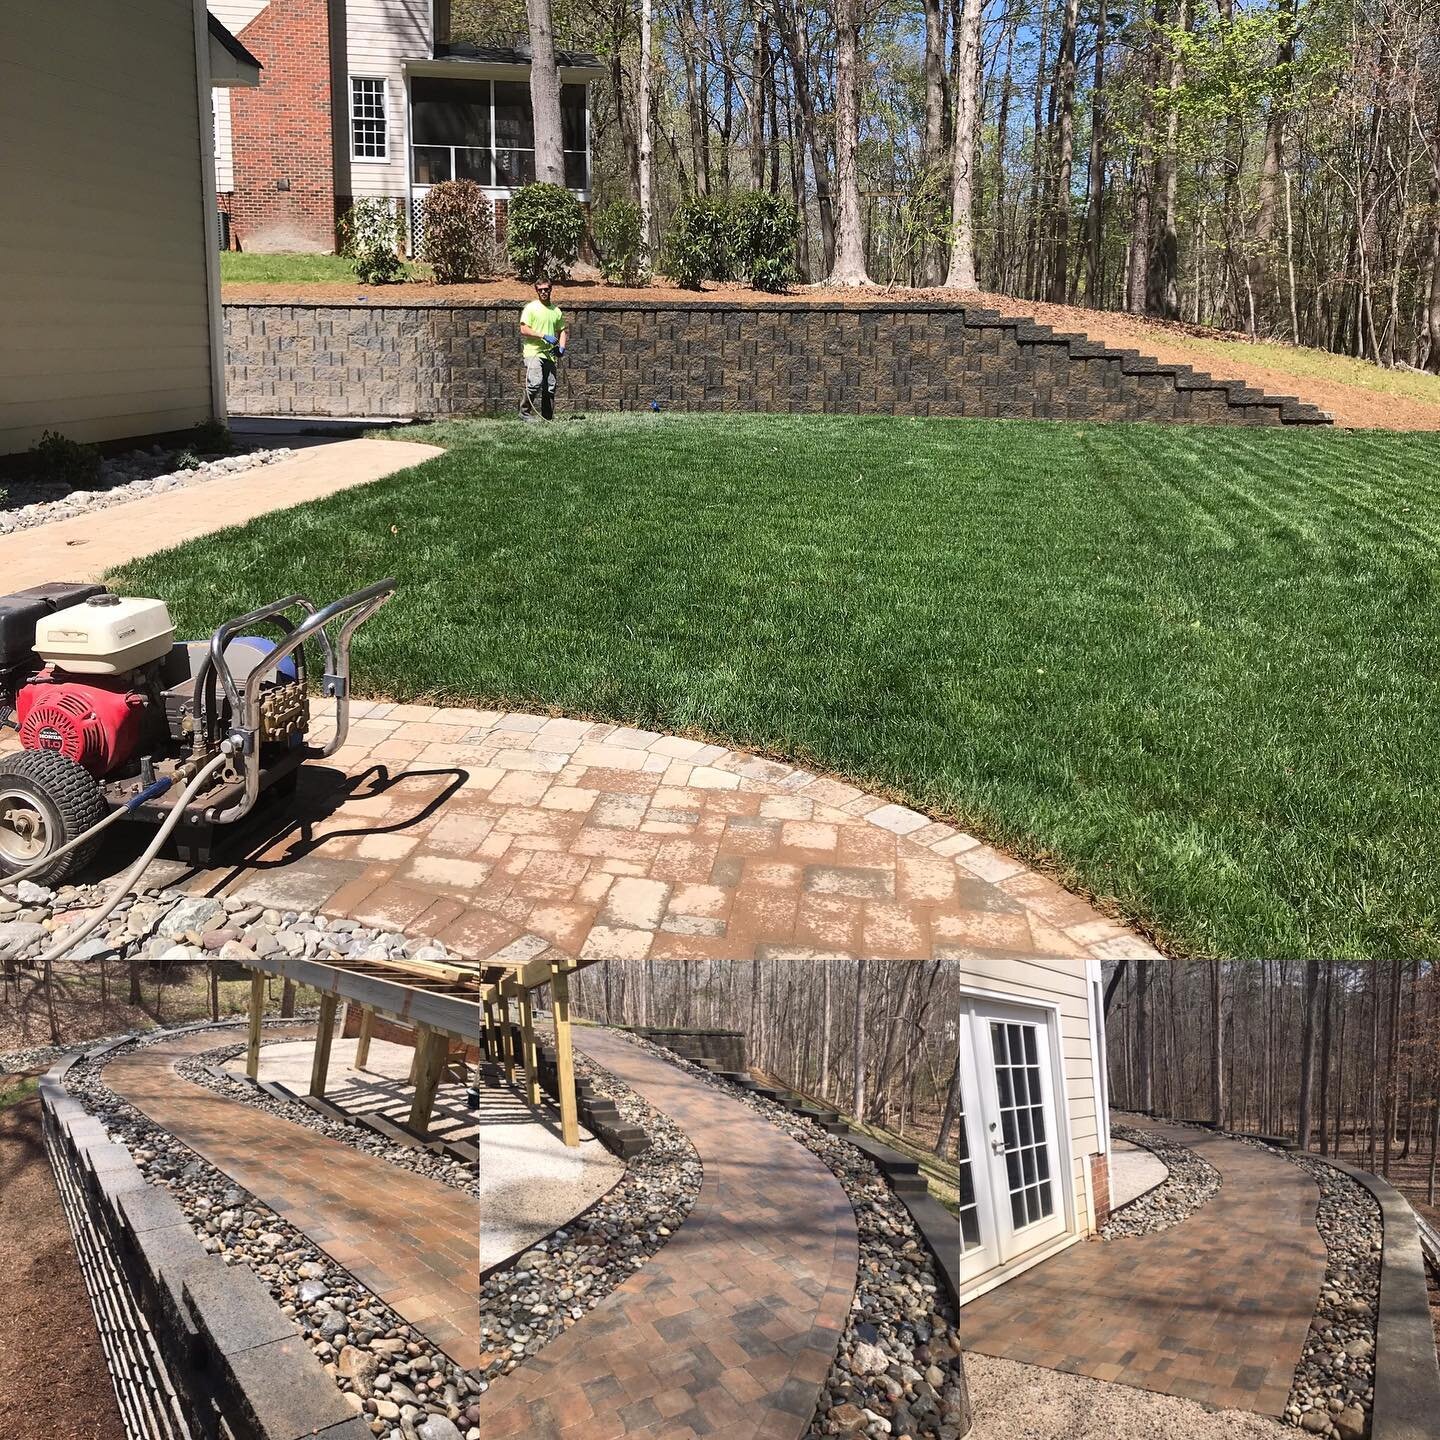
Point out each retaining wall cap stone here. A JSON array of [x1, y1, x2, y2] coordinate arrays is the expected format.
[[118, 1184, 193, 1238], [220, 1333, 361, 1440], [183, 1264, 298, 1357]]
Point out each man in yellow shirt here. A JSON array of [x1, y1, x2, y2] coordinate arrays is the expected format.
[[519, 278, 569, 421]]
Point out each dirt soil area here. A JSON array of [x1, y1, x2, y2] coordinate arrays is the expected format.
[[0, 1090, 125, 1440], [221, 274, 1440, 432]]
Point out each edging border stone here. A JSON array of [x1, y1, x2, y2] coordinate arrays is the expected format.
[[40, 1047, 371, 1440], [1309, 1154, 1440, 1440]]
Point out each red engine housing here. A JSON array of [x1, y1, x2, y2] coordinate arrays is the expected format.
[[16, 675, 146, 776]]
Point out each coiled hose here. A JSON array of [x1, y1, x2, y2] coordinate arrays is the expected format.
[[1, 750, 230, 969]]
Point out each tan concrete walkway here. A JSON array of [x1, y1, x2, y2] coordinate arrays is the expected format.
[[0, 438, 440, 587]]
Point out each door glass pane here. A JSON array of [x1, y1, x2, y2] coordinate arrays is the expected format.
[[988, 1018, 1057, 1236], [411, 146, 452, 184], [956, 1064, 983, 1255]]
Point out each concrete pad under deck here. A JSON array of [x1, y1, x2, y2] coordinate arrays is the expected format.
[[477, 1078, 624, 1274], [224, 1035, 477, 1146]]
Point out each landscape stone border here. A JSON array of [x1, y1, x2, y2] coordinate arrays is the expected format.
[[1311, 1155, 1440, 1440], [224, 299, 1332, 427], [40, 1045, 371, 1440]]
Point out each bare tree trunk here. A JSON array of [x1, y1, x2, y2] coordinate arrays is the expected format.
[[1049, 0, 1080, 300], [830, 0, 871, 284], [639, 0, 654, 256], [936, 1053, 963, 1156], [852, 959, 868, 1118], [921, 0, 948, 285], [1159, 0, 1190, 319], [945, 0, 983, 288], [525, 0, 566, 185], [776, 3, 835, 273], [1125, 11, 1158, 315], [1318, 960, 1333, 1155], [1083, 1, 1107, 303], [1297, 958, 1320, 1149], [1209, 960, 1223, 1125], [1249, 0, 1296, 334], [820, 959, 833, 1097], [749, 8, 767, 191], [1383, 958, 1401, 1176], [1427, 96, 1440, 370]]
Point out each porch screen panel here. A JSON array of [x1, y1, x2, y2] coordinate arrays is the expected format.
[[493, 81, 535, 186], [411, 77, 492, 186]]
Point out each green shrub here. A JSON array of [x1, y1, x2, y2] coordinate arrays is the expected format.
[[189, 418, 233, 454], [338, 199, 407, 285], [728, 191, 798, 293], [593, 199, 647, 285], [507, 183, 584, 281], [420, 180, 495, 283], [663, 196, 733, 289], [28, 430, 102, 487]]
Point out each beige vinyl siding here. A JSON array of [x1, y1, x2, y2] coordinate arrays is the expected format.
[[343, 0, 430, 199], [0, 0, 217, 452], [961, 954, 1103, 1237]]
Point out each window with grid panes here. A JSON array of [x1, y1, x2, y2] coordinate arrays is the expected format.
[[351, 78, 387, 160]]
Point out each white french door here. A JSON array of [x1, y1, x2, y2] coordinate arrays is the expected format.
[[957, 997, 1069, 1287]]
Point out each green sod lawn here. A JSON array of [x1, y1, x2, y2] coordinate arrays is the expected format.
[[219, 252, 435, 284], [113, 414, 1440, 961]]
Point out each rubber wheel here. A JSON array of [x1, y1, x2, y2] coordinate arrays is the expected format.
[[0, 750, 108, 887]]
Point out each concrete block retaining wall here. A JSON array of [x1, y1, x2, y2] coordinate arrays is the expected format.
[[224, 300, 1332, 427], [40, 1056, 369, 1440]]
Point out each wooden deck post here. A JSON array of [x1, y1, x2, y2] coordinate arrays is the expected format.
[[500, 996, 516, 1082], [354, 1008, 374, 1070], [551, 962, 579, 1148], [310, 993, 338, 1098], [518, 988, 540, 1107], [408, 1024, 443, 1135], [245, 970, 265, 1081]]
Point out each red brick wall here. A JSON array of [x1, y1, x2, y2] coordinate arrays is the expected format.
[[1091, 1150, 1112, 1228], [226, 0, 337, 252]]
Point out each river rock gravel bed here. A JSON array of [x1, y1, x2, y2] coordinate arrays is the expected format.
[[1099, 1122, 1222, 1238], [476, 1047, 701, 1390], [63, 1031, 483, 1440], [618, 1030, 970, 1440], [0, 445, 291, 533], [1242, 1145, 1380, 1440], [174, 1039, 479, 1196]]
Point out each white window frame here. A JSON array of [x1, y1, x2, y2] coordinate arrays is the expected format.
[[350, 75, 390, 164]]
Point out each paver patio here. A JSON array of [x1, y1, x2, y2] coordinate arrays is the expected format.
[[193, 699, 1161, 973], [0, 437, 440, 588], [955, 1118, 1326, 1417], [105, 1026, 481, 1369], [476, 1026, 859, 1440]]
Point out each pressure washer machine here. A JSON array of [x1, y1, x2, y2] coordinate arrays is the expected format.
[[0, 579, 395, 885]]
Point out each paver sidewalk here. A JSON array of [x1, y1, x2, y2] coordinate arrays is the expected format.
[[475, 1027, 859, 1440], [956, 1119, 1326, 1416], [0, 437, 440, 588], [105, 1027, 480, 1369]]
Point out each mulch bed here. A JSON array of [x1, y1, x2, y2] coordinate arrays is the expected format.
[[0, 1091, 125, 1440]]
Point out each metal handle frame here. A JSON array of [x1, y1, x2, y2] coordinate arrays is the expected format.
[[201, 579, 396, 825]]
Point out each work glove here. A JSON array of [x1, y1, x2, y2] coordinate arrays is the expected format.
[[557, 344, 566, 358], [544, 333, 557, 346]]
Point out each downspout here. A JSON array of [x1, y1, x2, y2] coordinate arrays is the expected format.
[[190, 0, 227, 423]]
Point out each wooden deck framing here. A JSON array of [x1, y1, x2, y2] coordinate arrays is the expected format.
[[238, 946, 481, 1138]]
